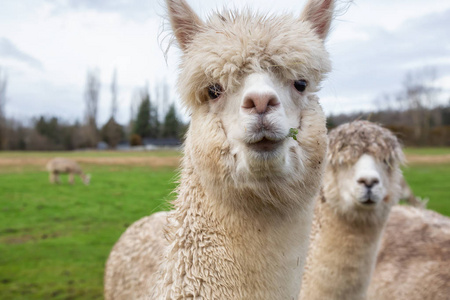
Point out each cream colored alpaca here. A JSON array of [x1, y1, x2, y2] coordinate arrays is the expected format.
[[104, 0, 336, 298], [300, 121, 405, 300], [367, 205, 450, 300], [46, 157, 91, 185]]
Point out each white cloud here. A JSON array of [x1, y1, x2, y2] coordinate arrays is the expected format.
[[0, 38, 44, 70]]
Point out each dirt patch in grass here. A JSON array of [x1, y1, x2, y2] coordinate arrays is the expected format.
[[2, 153, 449, 167], [0, 156, 181, 168], [406, 154, 450, 164], [3, 235, 36, 244]]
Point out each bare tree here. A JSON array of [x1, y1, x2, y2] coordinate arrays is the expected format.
[[128, 88, 141, 137], [0, 67, 7, 149], [399, 67, 441, 143], [373, 93, 394, 112], [101, 68, 123, 148], [84, 69, 101, 147], [154, 79, 170, 120], [111, 68, 118, 119]]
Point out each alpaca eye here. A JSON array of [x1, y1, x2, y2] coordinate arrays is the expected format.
[[207, 84, 223, 100], [294, 80, 307, 92]]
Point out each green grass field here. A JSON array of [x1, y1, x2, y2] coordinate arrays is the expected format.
[[0, 149, 449, 299], [403, 147, 450, 156], [403, 163, 450, 216], [0, 156, 178, 299]]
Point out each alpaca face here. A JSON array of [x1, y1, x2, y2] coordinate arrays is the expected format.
[[172, 10, 331, 181], [209, 71, 311, 176], [340, 154, 389, 206], [323, 121, 406, 223], [324, 154, 402, 223]]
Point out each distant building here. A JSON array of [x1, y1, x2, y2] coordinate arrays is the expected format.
[[141, 138, 181, 147]]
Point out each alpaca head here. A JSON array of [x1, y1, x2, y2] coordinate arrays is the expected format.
[[167, 0, 334, 205], [323, 121, 405, 224]]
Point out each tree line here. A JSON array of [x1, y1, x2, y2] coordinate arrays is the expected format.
[[0, 68, 186, 151], [328, 67, 450, 146], [0, 66, 449, 150]]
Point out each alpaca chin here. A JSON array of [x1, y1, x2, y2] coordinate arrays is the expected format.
[[241, 141, 288, 174]]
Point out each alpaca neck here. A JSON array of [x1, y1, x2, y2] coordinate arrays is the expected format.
[[153, 98, 327, 299], [154, 169, 315, 300], [301, 201, 385, 300]]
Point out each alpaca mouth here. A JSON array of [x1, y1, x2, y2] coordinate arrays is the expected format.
[[360, 199, 376, 205], [359, 193, 378, 206], [247, 137, 284, 152]]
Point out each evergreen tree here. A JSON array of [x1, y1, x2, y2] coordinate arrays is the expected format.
[[35, 116, 60, 144], [133, 93, 151, 138], [162, 103, 181, 138], [101, 117, 123, 148], [442, 104, 450, 126]]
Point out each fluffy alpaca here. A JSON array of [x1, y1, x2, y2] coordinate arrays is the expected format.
[[104, 212, 168, 300], [46, 157, 91, 185], [104, 0, 335, 298], [300, 121, 405, 300], [367, 205, 450, 300]]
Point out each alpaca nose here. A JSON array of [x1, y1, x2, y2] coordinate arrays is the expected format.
[[242, 92, 280, 114], [357, 177, 380, 189]]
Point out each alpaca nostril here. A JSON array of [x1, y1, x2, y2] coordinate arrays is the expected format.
[[242, 97, 256, 109], [357, 177, 380, 189], [267, 97, 280, 109], [242, 93, 280, 114]]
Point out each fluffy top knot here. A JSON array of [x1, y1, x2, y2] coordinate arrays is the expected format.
[[327, 120, 405, 167], [177, 10, 332, 109]]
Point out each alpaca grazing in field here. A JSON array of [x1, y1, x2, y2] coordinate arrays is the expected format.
[[46, 158, 91, 185], [300, 121, 405, 300], [367, 206, 450, 300], [104, 0, 336, 298]]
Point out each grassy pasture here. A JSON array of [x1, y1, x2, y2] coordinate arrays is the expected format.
[[0, 152, 178, 299], [403, 147, 450, 156], [403, 163, 450, 216], [0, 149, 449, 299]]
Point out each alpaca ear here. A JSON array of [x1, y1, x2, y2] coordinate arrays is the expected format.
[[300, 0, 334, 40], [166, 0, 204, 51]]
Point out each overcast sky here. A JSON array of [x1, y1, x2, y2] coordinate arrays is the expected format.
[[1, 0, 450, 126]]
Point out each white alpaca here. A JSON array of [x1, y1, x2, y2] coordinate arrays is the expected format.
[[300, 121, 405, 300], [104, 0, 335, 298], [46, 158, 91, 185], [368, 206, 450, 300]]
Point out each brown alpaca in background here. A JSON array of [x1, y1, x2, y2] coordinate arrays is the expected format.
[[368, 205, 450, 300], [46, 158, 91, 185], [300, 121, 405, 300]]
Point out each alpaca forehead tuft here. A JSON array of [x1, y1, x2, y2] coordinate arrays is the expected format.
[[177, 10, 331, 108], [327, 121, 405, 168]]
